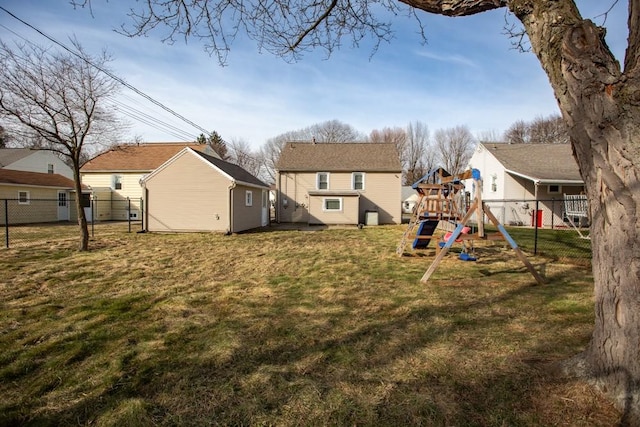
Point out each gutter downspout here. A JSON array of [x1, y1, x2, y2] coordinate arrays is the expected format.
[[140, 180, 148, 232], [228, 181, 236, 234]]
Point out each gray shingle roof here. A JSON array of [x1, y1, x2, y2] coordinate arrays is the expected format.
[[0, 148, 38, 168], [193, 151, 269, 188], [277, 142, 402, 172], [483, 143, 583, 182]]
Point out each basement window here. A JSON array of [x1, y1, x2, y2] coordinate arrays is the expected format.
[[323, 198, 342, 211]]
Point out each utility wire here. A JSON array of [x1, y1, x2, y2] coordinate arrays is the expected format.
[[0, 6, 212, 137]]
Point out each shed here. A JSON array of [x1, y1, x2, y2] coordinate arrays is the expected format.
[[141, 148, 270, 233]]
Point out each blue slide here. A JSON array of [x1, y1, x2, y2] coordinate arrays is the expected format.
[[412, 220, 439, 249]]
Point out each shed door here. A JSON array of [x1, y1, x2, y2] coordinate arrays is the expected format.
[[261, 190, 269, 226], [57, 191, 69, 221]]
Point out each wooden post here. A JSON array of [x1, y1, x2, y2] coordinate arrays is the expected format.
[[420, 168, 545, 286], [420, 199, 478, 284], [483, 204, 545, 285]]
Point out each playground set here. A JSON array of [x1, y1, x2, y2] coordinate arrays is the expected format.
[[397, 168, 544, 285]]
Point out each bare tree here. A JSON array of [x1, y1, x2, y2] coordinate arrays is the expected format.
[[260, 120, 363, 181], [475, 129, 503, 144], [228, 137, 264, 179], [306, 119, 364, 142], [434, 125, 476, 175], [0, 125, 8, 148], [0, 40, 125, 250], [528, 114, 569, 144], [369, 126, 407, 164], [404, 121, 432, 185], [504, 114, 568, 144], [503, 119, 529, 144], [84, 0, 640, 418], [260, 133, 292, 183]]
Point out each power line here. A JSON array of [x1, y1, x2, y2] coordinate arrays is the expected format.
[[0, 6, 212, 137]]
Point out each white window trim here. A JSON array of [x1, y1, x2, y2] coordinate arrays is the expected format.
[[352, 172, 365, 190], [245, 190, 253, 207], [323, 197, 342, 212], [548, 184, 562, 194], [18, 191, 30, 205], [113, 175, 123, 190], [317, 172, 330, 190], [47, 164, 54, 174]]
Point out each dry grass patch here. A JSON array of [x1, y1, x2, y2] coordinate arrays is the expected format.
[[0, 224, 620, 426]]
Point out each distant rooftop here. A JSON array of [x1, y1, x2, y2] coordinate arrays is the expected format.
[[277, 142, 401, 172], [82, 143, 214, 172]]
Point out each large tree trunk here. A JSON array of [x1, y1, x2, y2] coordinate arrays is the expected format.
[[513, 2, 640, 423], [399, 0, 640, 421]]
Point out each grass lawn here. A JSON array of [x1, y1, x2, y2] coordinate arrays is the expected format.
[[0, 224, 619, 426]]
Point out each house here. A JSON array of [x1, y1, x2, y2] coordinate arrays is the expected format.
[[467, 142, 585, 227], [276, 142, 402, 225], [0, 148, 73, 179], [81, 142, 216, 221], [140, 148, 270, 233], [0, 169, 88, 224]]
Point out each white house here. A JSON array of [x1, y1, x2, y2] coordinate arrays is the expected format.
[[467, 142, 585, 227], [0, 148, 73, 179]]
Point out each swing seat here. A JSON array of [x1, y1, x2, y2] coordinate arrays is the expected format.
[[459, 252, 476, 262], [443, 226, 471, 243]]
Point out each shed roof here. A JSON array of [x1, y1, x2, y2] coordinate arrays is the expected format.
[[0, 169, 77, 189], [482, 143, 583, 183], [0, 148, 40, 167], [193, 150, 269, 188], [277, 142, 402, 172], [81, 143, 212, 172]]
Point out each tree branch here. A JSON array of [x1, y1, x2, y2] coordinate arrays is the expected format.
[[396, 0, 506, 17]]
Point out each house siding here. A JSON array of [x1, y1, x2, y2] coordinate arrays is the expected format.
[[82, 172, 145, 220], [0, 185, 64, 224], [468, 143, 586, 227], [308, 194, 359, 225], [5, 151, 73, 179], [144, 152, 230, 232], [277, 171, 401, 224], [231, 185, 265, 232]]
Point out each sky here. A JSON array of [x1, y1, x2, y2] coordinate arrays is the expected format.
[[0, 1, 629, 152]]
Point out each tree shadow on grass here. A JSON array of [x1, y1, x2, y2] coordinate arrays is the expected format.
[[0, 258, 617, 426]]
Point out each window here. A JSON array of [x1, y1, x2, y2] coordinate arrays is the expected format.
[[491, 174, 497, 192], [352, 172, 365, 190], [548, 184, 561, 194], [245, 190, 253, 206], [317, 172, 329, 190], [113, 175, 123, 190], [47, 164, 54, 174], [58, 192, 67, 207], [323, 198, 342, 211], [18, 191, 30, 205]]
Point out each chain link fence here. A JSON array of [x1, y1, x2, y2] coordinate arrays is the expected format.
[[1, 196, 144, 249], [481, 198, 591, 264]]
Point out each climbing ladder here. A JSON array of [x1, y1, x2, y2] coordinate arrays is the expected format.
[[396, 194, 430, 255]]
